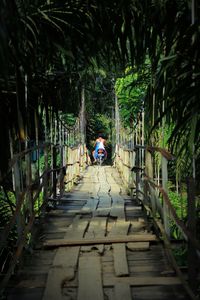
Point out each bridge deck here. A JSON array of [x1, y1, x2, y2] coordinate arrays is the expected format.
[[6, 166, 189, 300]]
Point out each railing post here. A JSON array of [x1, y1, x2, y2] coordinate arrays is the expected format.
[[161, 156, 170, 237], [25, 151, 33, 218], [135, 148, 140, 202], [187, 177, 197, 291], [42, 145, 49, 214], [59, 122, 65, 197], [52, 146, 57, 199], [145, 150, 156, 213], [13, 161, 23, 244]]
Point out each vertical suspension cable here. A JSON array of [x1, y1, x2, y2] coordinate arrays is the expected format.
[[191, 0, 196, 180], [80, 85, 86, 145], [115, 94, 120, 146]]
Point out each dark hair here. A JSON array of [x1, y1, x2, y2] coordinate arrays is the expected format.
[[98, 133, 103, 138]]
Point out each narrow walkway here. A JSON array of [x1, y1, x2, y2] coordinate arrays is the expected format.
[[6, 166, 188, 300]]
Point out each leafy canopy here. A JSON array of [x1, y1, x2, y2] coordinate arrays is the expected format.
[[115, 62, 150, 128]]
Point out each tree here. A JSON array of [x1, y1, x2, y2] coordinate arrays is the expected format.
[[115, 63, 150, 129], [0, 0, 199, 180]]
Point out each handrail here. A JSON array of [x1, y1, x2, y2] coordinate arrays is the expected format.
[[0, 140, 89, 293], [144, 175, 200, 251], [114, 142, 199, 298], [146, 146, 175, 161]]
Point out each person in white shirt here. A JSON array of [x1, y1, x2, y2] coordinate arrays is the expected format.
[[92, 134, 107, 162]]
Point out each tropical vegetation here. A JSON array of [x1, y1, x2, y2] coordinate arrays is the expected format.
[[0, 0, 200, 294]]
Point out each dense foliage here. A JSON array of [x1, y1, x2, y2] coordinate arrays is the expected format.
[[0, 0, 199, 207], [1, 0, 199, 177], [115, 63, 150, 128]]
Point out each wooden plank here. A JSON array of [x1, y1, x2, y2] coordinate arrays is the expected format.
[[103, 276, 182, 286], [110, 195, 125, 218], [127, 242, 150, 251], [110, 206, 125, 218], [43, 234, 157, 248], [33, 276, 182, 289], [13, 276, 182, 289], [80, 198, 98, 214], [43, 248, 80, 300], [113, 243, 129, 276], [130, 220, 146, 230], [77, 256, 104, 300], [106, 174, 117, 184], [49, 197, 87, 202], [126, 206, 142, 211], [63, 217, 88, 238], [81, 217, 107, 253], [62, 194, 98, 200], [94, 195, 112, 216], [43, 267, 74, 300], [109, 220, 131, 236], [109, 220, 130, 276], [43, 218, 88, 300], [114, 282, 132, 300], [93, 207, 110, 217], [98, 196, 111, 208], [83, 217, 107, 235], [109, 184, 121, 194], [98, 183, 111, 194], [53, 247, 80, 268]]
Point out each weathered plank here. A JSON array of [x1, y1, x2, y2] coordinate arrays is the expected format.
[[94, 195, 112, 216], [98, 196, 112, 208], [93, 207, 110, 217], [110, 195, 125, 218], [77, 256, 104, 300], [43, 234, 157, 248], [98, 183, 111, 194], [110, 206, 125, 218], [14, 276, 182, 289], [103, 276, 182, 286], [53, 247, 80, 268], [42, 267, 73, 300], [130, 220, 146, 231], [113, 243, 129, 276], [109, 220, 130, 277], [109, 184, 121, 194], [127, 242, 149, 251], [114, 282, 132, 300], [43, 218, 88, 300], [81, 217, 107, 253], [126, 206, 141, 211], [43, 248, 78, 300], [80, 198, 98, 214], [109, 220, 131, 236], [106, 174, 117, 184], [63, 217, 88, 238]]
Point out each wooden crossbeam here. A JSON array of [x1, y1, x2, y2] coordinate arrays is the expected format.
[[43, 234, 157, 248], [103, 276, 182, 286]]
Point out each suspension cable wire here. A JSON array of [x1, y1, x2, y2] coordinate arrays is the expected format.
[[115, 94, 120, 146]]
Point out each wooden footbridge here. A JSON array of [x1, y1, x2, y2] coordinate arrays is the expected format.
[[0, 118, 200, 300], [3, 164, 190, 300], [1, 2, 200, 299]]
